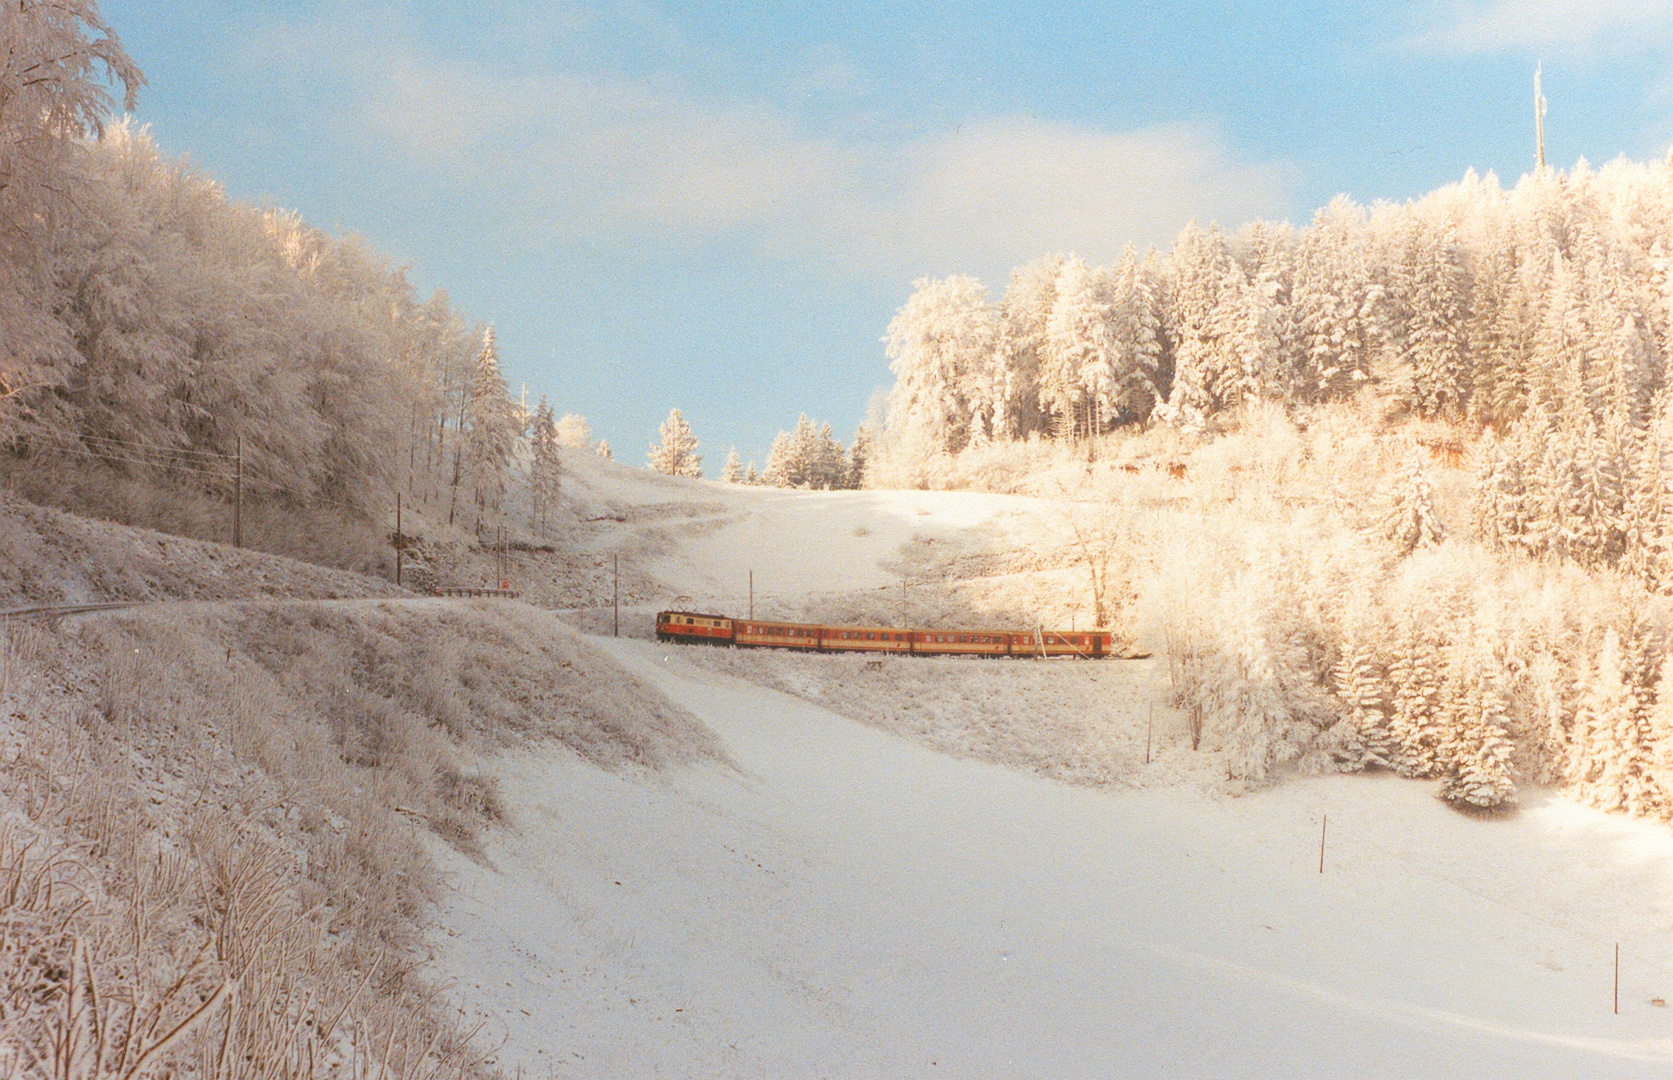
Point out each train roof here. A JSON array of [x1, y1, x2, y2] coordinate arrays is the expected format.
[[657, 609, 733, 622]]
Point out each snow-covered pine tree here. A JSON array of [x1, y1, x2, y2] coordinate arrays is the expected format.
[[1205, 588, 1301, 781], [1040, 257, 1122, 441], [1382, 448, 1444, 555], [1569, 626, 1654, 812], [1111, 247, 1166, 421], [1235, 220, 1302, 400], [595, 438, 612, 459], [1218, 259, 1281, 410], [555, 413, 592, 448], [647, 408, 702, 477], [764, 416, 844, 488], [463, 325, 518, 532], [1399, 219, 1470, 418], [529, 396, 561, 537], [762, 429, 793, 487], [1471, 435, 1533, 553], [994, 254, 1064, 439], [1386, 616, 1445, 777], [744, 461, 758, 485], [1527, 250, 1588, 420], [1291, 197, 1384, 402], [1436, 643, 1518, 808], [1163, 223, 1236, 424], [1331, 622, 1391, 768], [884, 275, 997, 455], [847, 423, 874, 489], [720, 447, 743, 483], [1643, 653, 1673, 819]]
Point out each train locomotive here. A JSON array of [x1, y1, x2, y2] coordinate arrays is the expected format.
[[656, 610, 1114, 659]]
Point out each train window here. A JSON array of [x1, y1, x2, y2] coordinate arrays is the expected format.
[[866, 632, 874, 640]]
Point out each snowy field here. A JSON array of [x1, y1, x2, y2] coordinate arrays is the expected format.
[[432, 640, 1673, 1079], [422, 470, 1673, 1077]]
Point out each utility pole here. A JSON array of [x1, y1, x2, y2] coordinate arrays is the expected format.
[[234, 435, 243, 548], [1535, 63, 1548, 173], [395, 492, 403, 587], [749, 569, 754, 620], [613, 554, 620, 637]]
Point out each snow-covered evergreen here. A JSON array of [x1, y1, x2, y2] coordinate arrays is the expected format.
[[647, 408, 702, 478]]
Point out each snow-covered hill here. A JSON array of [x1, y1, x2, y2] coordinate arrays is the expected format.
[[427, 466, 1673, 1079]]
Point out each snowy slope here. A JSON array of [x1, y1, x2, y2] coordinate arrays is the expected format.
[[431, 639, 1673, 1079], [550, 449, 1068, 631]]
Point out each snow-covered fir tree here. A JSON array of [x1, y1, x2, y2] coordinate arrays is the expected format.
[[1382, 449, 1444, 554], [1386, 616, 1445, 777], [884, 275, 997, 455], [647, 408, 702, 478], [1436, 642, 1518, 808], [1398, 218, 1470, 418], [847, 423, 874, 489], [462, 326, 519, 532], [720, 447, 744, 483], [764, 415, 848, 489], [555, 413, 592, 448], [529, 396, 561, 537]]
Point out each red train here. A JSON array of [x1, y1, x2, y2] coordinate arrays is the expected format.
[[656, 610, 1115, 658]]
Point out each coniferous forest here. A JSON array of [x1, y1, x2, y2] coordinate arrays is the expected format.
[[867, 160, 1673, 815]]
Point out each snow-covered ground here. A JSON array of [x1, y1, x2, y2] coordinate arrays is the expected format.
[[555, 447, 1045, 613], [433, 640, 1673, 1079], [425, 469, 1673, 1078]]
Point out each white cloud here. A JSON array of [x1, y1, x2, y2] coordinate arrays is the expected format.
[[1407, 0, 1673, 55], [241, 11, 1296, 279], [887, 117, 1295, 275]]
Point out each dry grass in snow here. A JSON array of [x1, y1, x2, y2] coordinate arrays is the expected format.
[[0, 494, 411, 606], [0, 597, 721, 1080]]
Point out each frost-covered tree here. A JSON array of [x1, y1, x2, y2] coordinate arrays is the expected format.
[[1472, 434, 1533, 553], [993, 254, 1064, 439], [1041, 256, 1122, 441], [595, 438, 612, 459], [1398, 218, 1470, 418], [1332, 618, 1390, 767], [0, 0, 142, 426], [1437, 643, 1518, 808], [1386, 616, 1445, 777], [1382, 450, 1444, 554], [884, 275, 997, 455], [847, 423, 874, 489], [1291, 197, 1386, 401], [1163, 223, 1237, 423], [647, 408, 702, 478], [720, 447, 744, 483], [462, 325, 518, 530], [764, 414, 846, 489], [1571, 624, 1661, 814], [555, 413, 592, 448], [529, 396, 561, 537]]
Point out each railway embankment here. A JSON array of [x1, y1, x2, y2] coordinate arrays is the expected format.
[[0, 495, 721, 1080]]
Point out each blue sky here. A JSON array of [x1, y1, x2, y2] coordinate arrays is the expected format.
[[98, 0, 1673, 471]]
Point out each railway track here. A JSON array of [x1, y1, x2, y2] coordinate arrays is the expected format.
[[0, 601, 148, 619]]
